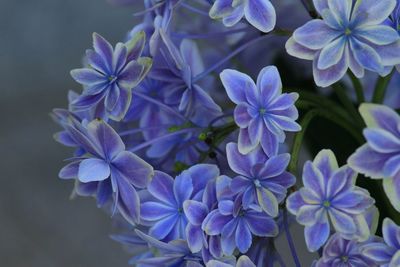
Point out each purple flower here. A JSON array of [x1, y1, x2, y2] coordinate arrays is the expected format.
[[135, 230, 204, 266], [315, 233, 378, 267], [58, 119, 154, 224], [385, 1, 400, 72], [286, 0, 400, 87], [150, 33, 222, 126], [220, 66, 300, 156], [386, 0, 400, 35], [209, 0, 276, 33], [206, 255, 256, 267], [70, 32, 152, 121], [286, 149, 374, 252], [226, 142, 295, 217], [202, 176, 278, 255], [183, 179, 223, 257], [122, 77, 210, 171], [141, 164, 219, 241], [385, 0, 400, 68], [348, 104, 400, 212], [361, 218, 400, 266]]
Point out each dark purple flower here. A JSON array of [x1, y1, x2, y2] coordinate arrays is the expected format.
[[348, 104, 400, 212], [58, 119, 153, 224], [220, 66, 300, 156], [286, 149, 374, 252], [226, 142, 295, 217], [70, 32, 152, 121], [141, 164, 219, 241]]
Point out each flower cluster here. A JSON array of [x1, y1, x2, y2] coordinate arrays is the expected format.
[[53, 0, 400, 266]]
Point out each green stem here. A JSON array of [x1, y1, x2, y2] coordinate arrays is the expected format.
[[285, 89, 352, 120], [289, 108, 364, 175], [372, 70, 394, 103], [289, 110, 319, 175], [198, 122, 238, 162], [332, 83, 364, 128], [348, 71, 365, 103]]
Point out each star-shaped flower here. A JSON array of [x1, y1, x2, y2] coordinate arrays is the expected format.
[[58, 119, 154, 224], [315, 233, 378, 267], [226, 142, 295, 217], [286, 149, 374, 252], [348, 104, 400, 212], [202, 176, 278, 255], [209, 0, 276, 33], [286, 0, 400, 87], [70, 32, 152, 121], [361, 218, 400, 266], [141, 164, 219, 241], [220, 66, 300, 156]]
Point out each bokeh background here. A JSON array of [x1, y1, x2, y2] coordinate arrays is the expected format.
[[0, 0, 141, 266]]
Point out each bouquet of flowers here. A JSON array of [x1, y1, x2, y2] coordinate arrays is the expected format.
[[53, 0, 400, 266]]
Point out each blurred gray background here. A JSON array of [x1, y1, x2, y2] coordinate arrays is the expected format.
[[0, 0, 140, 266]]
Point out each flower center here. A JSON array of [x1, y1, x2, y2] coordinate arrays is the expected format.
[[259, 108, 266, 115], [341, 256, 349, 263], [344, 28, 352, 36], [178, 207, 183, 214], [108, 75, 117, 83], [254, 179, 262, 188], [323, 200, 331, 208], [238, 209, 246, 217]]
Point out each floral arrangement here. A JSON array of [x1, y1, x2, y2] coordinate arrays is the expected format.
[[53, 0, 400, 266]]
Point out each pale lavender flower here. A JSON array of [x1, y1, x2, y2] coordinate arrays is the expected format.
[[209, 0, 276, 33], [220, 66, 300, 156], [286, 149, 374, 252], [348, 104, 400, 212], [286, 0, 400, 87]]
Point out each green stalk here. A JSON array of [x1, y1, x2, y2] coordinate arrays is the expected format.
[[372, 70, 394, 103], [285, 89, 353, 120], [288, 110, 319, 175], [348, 71, 365, 103], [332, 83, 364, 128], [289, 108, 364, 175]]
